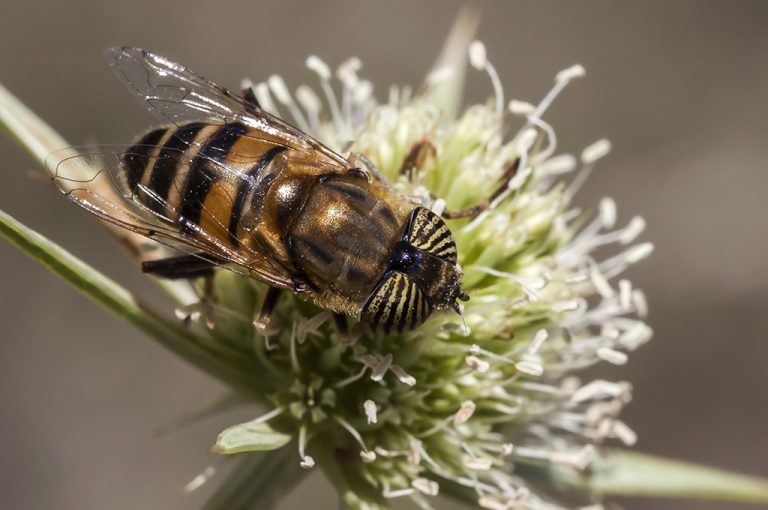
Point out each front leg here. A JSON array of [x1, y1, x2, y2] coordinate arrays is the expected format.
[[253, 287, 283, 336], [441, 157, 521, 219]]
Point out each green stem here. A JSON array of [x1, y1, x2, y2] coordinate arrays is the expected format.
[[202, 449, 303, 510], [519, 449, 768, 505], [0, 208, 256, 395]]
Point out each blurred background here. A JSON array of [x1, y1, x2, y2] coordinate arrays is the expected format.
[[1, 1, 766, 509]]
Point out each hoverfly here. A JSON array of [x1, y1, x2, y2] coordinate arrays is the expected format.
[[50, 47, 471, 335]]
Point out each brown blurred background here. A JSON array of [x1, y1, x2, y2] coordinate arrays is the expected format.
[[1, 1, 766, 509]]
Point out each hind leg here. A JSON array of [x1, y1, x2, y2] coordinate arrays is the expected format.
[[142, 253, 220, 328]]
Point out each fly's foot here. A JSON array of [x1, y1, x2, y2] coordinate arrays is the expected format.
[[175, 301, 215, 329]]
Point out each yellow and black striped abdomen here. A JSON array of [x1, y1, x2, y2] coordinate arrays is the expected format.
[[123, 122, 287, 248]]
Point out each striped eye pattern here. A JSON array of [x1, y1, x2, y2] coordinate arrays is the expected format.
[[361, 271, 431, 334], [406, 207, 457, 264]]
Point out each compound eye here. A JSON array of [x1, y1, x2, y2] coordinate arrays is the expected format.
[[361, 271, 431, 334], [405, 207, 458, 264]]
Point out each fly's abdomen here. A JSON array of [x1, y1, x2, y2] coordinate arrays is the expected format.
[[122, 122, 288, 248]]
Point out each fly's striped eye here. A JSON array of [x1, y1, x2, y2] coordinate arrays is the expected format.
[[406, 207, 457, 264], [361, 271, 431, 334]]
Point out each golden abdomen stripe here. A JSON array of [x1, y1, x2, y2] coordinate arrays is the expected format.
[[145, 122, 208, 216], [180, 123, 249, 235], [228, 145, 287, 244]]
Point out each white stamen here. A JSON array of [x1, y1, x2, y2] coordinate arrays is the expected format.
[[468, 40, 487, 69], [253, 82, 278, 114], [391, 364, 417, 386], [454, 400, 476, 425], [363, 399, 378, 424], [337, 56, 362, 80], [352, 80, 373, 103], [463, 455, 493, 470], [508, 99, 536, 115], [383, 487, 415, 498], [632, 289, 649, 318], [556, 64, 586, 83], [298, 424, 314, 469], [297, 311, 330, 344], [623, 242, 654, 264], [360, 450, 377, 463], [518, 127, 539, 153], [412, 478, 440, 496], [528, 329, 549, 354], [619, 216, 646, 244], [370, 353, 393, 382], [479, 496, 509, 510], [501, 443, 515, 457], [267, 75, 310, 132], [267, 74, 292, 104], [515, 358, 544, 377], [296, 85, 322, 131], [305, 55, 331, 80], [551, 300, 580, 313], [531, 64, 586, 119], [599, 197, 617, 228], [539, 154, 577, 176], [619, 279, 632, 310], [561, 376, 581, 393], [590, 265, 615, 299], [528, 116, 559, 161], [468, 40, 504, 116], [619, 322, 653, 350], [296, 84, 321, 113], [333, 415, 371, 454], [515, 487, 531, 501], [612, 420, 638, 446], [183, 466, 215, 493], [581, 139, 612, 164], [597, 347, 628, 365], [571, 380, 631, 403], [306, 55, 344, 134], [465, 355, 490, 373], [408, 439, 422, 466], [431, 197, 446, 216], [240, 78, 255, 95]]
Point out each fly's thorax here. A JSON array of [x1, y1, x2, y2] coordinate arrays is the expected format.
[[286, 174, 407, 305]]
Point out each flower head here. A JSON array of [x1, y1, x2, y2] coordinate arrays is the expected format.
[[204, 38, 652, 510]]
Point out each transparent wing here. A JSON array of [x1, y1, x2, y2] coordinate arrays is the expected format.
[[104, 46, 350, 169], [47, 145, 302, 291]]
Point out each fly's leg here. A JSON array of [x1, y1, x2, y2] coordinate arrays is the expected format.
[[240, 83, 261, 112], [253, 287, 283, 336], [331, 312, 351, 343], [141, 253, 220, 279], [441, 158, 521, 219], [346, 152, 388, 182], [142, 253, 221, 329], [398, 140, 437, 180]]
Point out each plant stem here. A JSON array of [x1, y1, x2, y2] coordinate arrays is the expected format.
[[0, 208, 257, 395]]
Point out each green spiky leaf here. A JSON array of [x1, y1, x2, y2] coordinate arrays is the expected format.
[[213, 420, 292, 454]]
